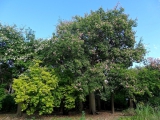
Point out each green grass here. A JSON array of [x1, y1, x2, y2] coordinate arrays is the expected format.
[[119, 104, 160, 120]]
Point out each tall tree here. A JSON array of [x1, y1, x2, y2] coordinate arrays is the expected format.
[[44, 7, 146, 114]]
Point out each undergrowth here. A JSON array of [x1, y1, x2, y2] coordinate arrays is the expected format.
[[119, 103, 160, 120]]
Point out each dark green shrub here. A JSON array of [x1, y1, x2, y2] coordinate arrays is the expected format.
[[148, 96, 160, 106], [119, 104, 160, 120], [0, 84, 6, 110], [114, 92, 128, 110], [1, 95, 17, 112]]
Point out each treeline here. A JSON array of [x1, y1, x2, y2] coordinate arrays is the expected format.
[[0, 7, 160, 117]]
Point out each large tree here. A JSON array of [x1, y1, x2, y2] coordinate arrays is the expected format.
[[44, 7, 146, 114]]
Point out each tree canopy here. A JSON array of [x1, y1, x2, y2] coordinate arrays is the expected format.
[[0, 7, 154, 116], [42, 7, 146, 114]]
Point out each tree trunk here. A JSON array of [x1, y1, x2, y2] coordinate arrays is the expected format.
[[111, 93, 114, 114], [129, 98, 133, 108], [63, 109, 69, 115], [61, 101, 69, 115], [59, 100, 63, 113], [97, 96, 101, 111], [89, 92, 96, 114], [79, 101, 83, 112], [16, 103, 22, 117]]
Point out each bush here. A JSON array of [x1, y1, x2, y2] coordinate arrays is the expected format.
[[148, 96, 160, 106], [122, 108, 135, 116], [114, 92, 128, 110], [0, 84, 6, 110], [12, 60, 59, 115], [119, 104, 160, 120], [1, 95, 17, 112]]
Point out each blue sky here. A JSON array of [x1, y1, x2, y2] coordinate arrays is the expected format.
[[0, 0, 160, 59]]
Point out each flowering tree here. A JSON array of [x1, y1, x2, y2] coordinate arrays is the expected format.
[[0, 23, 39, 77], [42, 32, 88, 114], [145, 57, 160, 69], [0, 23, 26, 111], [0, 23, 41, 114], [44, 7, 146, 114], [136, 57, 160, 105], [106, 64, 146, 111]]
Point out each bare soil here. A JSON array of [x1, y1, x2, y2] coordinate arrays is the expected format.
[[0, 111, 123, 120]]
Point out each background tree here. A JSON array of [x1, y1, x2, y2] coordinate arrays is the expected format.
[[106, 64, 147, 112], [0, 23, 40, 115], [135, 57, 160, 106], [0, 23, 27, 113]]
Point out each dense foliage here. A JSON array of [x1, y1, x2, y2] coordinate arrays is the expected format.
[[119, 104, 160, 120], [12, 60, 59, 115], [0, 84, 6, 110], [1, 6, 159, 117], [42, 7, 146, 114]]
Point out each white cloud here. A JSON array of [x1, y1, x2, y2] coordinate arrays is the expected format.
[[144, 43, 149, 48], [153, 44, 158, 49]]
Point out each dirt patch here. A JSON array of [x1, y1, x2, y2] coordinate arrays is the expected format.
[[0, 111, 123, 120]]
